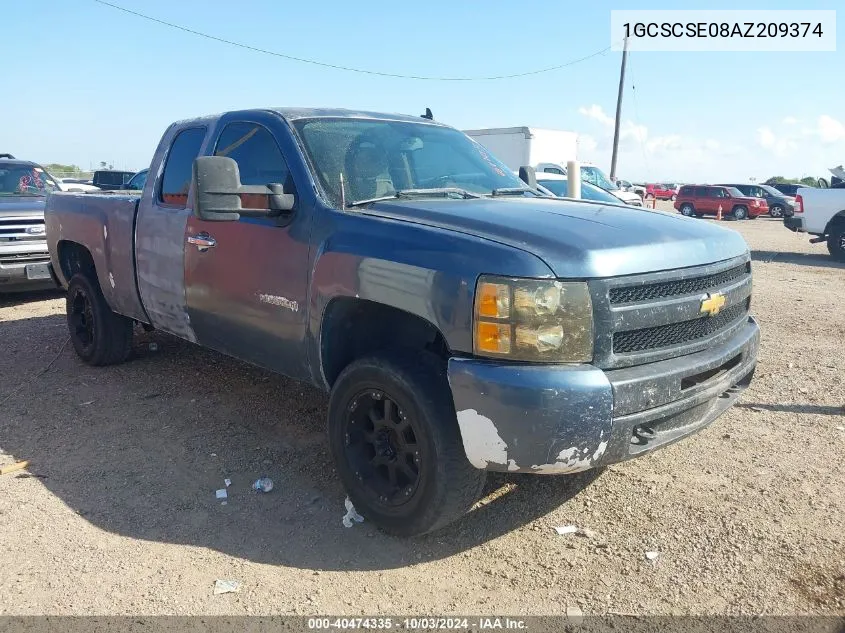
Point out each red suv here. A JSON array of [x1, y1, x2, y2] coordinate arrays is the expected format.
[[674, 185, 767, 220], [645, 183, 678, 200]]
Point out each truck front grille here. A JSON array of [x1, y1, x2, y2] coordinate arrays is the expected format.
[[609, 263, 750, 304], [0, 252, 50, 265], [613, 301, 749, 354], [589, 255, 754, 369], [0, 216, 45, 241]]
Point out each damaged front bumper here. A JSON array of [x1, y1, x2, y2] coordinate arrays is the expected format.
[[448, 317, 759, 474]]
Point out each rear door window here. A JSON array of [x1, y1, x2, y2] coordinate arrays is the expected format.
[[159, 127, 207, 208]]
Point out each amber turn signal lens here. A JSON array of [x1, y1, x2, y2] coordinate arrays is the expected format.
[[475, 322, 511, 355], [476, 282, 510, 319]]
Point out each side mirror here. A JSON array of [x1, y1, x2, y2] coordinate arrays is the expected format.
[[518, 165, 537, 189], [193, 156, 295, 222]]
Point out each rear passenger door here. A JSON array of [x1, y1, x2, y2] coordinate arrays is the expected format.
[[698, 187, 715, 214], [183, 113, 312, 379], [135, 125, 209, 341]]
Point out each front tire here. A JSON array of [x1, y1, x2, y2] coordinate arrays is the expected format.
[[827, 224, 845, 262], [66, 273, 133, 366], [732, 206, 748, 220], [680, 203, 696, 217], [328, 353, 486, 536], [670, 194, 677, 201]]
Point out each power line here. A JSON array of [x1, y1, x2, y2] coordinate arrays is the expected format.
[[92, 0, 611, 81]]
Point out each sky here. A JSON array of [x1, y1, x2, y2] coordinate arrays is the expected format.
[[4, 0, 842, 183]]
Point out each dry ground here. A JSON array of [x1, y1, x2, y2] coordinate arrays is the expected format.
[[0, 213, 842, 616]]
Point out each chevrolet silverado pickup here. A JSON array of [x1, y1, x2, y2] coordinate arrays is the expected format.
[[45, 108, 759, 535], [785, 167, 845, 261]]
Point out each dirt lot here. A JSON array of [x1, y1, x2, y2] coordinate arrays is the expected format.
[[1, 214, 843, 616]]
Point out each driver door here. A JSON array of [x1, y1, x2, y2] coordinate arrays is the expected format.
[[183, 113, 312, 380]]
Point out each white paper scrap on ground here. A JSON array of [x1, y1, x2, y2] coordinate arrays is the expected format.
[[342, 496, 364, 528], [215, 489, 227, 500], [213, 579, 240, 595]]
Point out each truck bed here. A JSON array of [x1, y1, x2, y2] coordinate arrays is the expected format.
[[45, 192, 148, 321]]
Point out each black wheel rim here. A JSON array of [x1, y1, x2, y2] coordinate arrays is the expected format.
[[343, 390, 421, 508], [69, 288, 95, 350]]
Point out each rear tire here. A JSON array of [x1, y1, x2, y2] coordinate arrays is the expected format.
[[680, 203, 695, 217], [328, 352, 486, 536], [732, 206, 748, 220], [827, 224, 845, 262], [770, 205, 784, 218], [66, 273, 133, 366]]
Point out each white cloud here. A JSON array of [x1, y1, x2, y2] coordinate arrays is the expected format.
[[646, 134, 683, 154], [578, 104, 646, 144], [757, 127, 776, 150], [818, 115, 845, 144], [575, 104, 843, 182], [578, 104, 614, 127]]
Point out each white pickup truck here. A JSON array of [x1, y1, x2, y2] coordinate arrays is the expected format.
[[784, 166, 845, 261]]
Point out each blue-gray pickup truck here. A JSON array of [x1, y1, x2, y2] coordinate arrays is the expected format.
[[45, 108, 759, 535]]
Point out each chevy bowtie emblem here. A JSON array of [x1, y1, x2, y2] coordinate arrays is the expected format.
[[700, 292, 726, 316]]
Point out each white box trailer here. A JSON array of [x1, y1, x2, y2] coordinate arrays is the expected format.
[[463, 127, 578, 171]]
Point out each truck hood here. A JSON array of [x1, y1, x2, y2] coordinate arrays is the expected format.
[[360, 197, 749, 278], [0, 196, 46, 217], [611, 189, 642, 204]]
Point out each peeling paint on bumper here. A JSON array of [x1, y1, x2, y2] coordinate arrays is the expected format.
[[448, 317, 759, 474]]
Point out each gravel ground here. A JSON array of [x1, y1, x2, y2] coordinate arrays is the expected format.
[[0, 214, 842, 616]]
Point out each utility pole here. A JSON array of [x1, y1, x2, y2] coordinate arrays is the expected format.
[[609, 35, 628, 182]]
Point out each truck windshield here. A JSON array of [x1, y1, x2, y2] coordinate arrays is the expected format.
[[0, 165, 59, 196], [581, 166, 619, 192], [292, 118, 526, 207]]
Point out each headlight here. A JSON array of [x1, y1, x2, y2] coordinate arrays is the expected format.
[[473, 276, 593, 363]]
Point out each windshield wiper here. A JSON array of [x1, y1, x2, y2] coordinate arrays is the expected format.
[[490, 187, 540, 197], [346, 187, 482, 208]]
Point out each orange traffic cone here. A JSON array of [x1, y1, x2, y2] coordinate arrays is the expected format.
[[717, 204, 723, 220]]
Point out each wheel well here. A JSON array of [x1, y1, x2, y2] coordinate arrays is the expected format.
[[57, 241, 96, 282], [824, 210, 845, 234], [320, 298, 450, 388]]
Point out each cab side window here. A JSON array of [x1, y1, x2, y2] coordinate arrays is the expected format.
[[160, 127, 207, 208], [214, 122, 293, 210]]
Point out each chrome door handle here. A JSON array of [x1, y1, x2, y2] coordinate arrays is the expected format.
[[187, 233, 216, 252]]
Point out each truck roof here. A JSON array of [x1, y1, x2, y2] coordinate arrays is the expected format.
[[172, 108, 448, 128]]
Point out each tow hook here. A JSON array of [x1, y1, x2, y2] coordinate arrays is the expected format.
[[631, 424, 657, 445]]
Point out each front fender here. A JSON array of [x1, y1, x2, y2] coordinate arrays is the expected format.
[[306, 211, 554, 383]]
